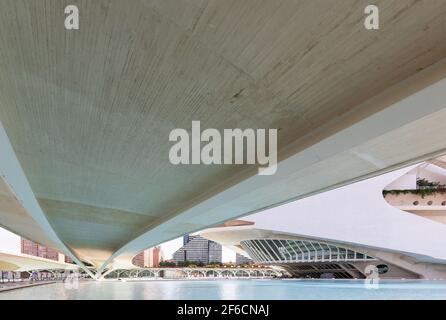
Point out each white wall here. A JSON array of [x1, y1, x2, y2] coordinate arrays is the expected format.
[[0, 227, 20, 254], [385, 170, 417, 189], [417, 164, 446, 185], [384, 163, 446, 190]]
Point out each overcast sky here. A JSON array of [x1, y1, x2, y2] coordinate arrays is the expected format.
[[0, 227, 20, 253]]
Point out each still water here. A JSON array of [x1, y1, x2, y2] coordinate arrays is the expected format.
[[1, 279, 446, 300]]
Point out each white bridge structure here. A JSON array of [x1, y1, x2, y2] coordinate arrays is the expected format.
[[104, 268, 283, 279]]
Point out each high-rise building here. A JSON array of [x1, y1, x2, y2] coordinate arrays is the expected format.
[[152, 246, 164, 267], [208, 241, 222, 264], [132, 251, 145, 268], [172, 235, 222, 265], [21, 238, 62, 262], [21, 238, 38, 256], [236, 253, 253, 265], [183, 234, 190, 245], [131, 246, 164, 268]]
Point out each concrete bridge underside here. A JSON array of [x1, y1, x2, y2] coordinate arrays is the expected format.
[[1, 1, 446, 276]]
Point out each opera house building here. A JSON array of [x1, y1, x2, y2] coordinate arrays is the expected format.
[[201, 159, 446, 280]]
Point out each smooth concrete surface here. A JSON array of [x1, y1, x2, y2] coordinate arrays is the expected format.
[[0, 251, 78, 271], [1, 1, 446, 273]]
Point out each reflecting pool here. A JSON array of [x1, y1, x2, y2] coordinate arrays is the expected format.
[[1, 279, 446, 300]]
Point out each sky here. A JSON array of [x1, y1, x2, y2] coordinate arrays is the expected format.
[[0, 227, 236, 262], [0, 227, 20, 253]]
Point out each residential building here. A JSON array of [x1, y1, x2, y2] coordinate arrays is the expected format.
[[236, 253, 253, 265], [21, 238, 66, 263], [183, 234, 190, 245], [131, 246, 164, 268], [172, 235, 222, 265]]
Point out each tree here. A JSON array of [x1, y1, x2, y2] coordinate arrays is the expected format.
[[159, 261, 176, 267]]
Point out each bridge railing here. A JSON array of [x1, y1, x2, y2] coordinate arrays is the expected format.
[[103, 268, 283, 279]]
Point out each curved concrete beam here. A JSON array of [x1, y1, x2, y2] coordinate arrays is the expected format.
[[0, 124, 95, 277], [0, 251, 78, 272]]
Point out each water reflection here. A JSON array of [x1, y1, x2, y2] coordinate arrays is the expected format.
[[1, 279, 446, 300]]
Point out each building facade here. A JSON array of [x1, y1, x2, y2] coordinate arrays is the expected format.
[[132, 251, 145, 268], [236, 253, 253, 265], [240, 238, 380, 278], [201, 226, 422, 279], [131, 246, 164, 268], [172, 235, 222, 265], [20, 238, 70, 263]]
